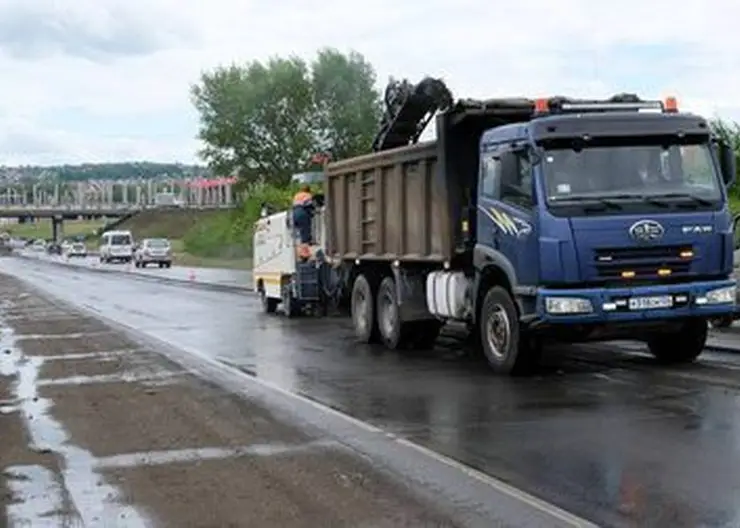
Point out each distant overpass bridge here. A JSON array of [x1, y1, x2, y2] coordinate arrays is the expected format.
[[0, 177, 237, 240]]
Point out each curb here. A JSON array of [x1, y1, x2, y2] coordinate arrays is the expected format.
[[13, 253, 254, 295], [705, 342, 740, 354]]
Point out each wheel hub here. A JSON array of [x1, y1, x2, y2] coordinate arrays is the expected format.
[[379, 292, 396, 337], [354, 290, 368, 333], [485, 305, 510, 359]]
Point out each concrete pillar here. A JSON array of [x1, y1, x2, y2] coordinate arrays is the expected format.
[[226, 183, 233, 205], [52, 215, 63, 243]]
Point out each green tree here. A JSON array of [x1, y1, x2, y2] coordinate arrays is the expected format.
[[191, 48, 382, 186], [311, 49, 382, 160], [711, 118, 740, 197]]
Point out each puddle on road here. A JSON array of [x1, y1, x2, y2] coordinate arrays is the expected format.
[[4, 465, 67, 526], [0, 318, 152, 527]]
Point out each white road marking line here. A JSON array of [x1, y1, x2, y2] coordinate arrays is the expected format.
[[15, 331, 112, 340], [96, 440, 338, 469], [37, 371, 183, 387], [40, 349, 140, 361]]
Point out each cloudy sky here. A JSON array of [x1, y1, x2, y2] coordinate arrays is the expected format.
[[0, 0, 738, 166]]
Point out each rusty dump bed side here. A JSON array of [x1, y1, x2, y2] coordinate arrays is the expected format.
[[324, 141, 452, 262]]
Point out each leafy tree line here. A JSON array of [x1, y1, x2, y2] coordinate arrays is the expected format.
[[0, 162, 209, 183]]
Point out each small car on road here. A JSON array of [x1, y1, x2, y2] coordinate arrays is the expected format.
[[134, 238, 173, 268], [64, 242, 88, 258]]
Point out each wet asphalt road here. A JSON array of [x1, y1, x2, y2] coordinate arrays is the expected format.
[[5, 257, 740, 527], [18, 249, 252, 289]]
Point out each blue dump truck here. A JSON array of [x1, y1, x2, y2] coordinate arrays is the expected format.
[[254, 77, 738, 375]]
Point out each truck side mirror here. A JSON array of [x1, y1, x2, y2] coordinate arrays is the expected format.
[[718, 140, 737, 187]]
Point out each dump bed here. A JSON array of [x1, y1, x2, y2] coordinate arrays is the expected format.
[[324, 141, 454, 262]]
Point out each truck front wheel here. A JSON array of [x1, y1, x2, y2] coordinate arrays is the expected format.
[[646, 318, 707, 363], [479, 286, 538, 375], [351, 274, 380, 343]]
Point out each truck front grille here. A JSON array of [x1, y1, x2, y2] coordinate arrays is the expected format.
[[593, 245, 694, 280]]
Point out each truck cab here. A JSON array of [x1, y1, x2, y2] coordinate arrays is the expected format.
[[472, 96, 737, 364]]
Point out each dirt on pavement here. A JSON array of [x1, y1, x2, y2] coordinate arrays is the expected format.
[[0, 274, 463, 528]]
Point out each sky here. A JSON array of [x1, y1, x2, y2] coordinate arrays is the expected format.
[[1, 0, 739, 167]]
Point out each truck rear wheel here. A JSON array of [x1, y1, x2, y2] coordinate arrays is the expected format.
[[282, 282, 301, 318], [376, 276, 414, 349], [647, 318, 707, 363], [351, 274, 380, 343], [479, 286, 538, 375], [260, 288, 279, 314]]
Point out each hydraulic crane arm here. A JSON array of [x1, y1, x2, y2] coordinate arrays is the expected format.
[[372, 77, 453, 152]]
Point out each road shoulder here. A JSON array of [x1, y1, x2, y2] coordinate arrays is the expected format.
[[0, 273, 461, 527]]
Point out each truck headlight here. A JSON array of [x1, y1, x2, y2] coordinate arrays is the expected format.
[[696, 286, 736, 305], [545, 297, 594, 314]]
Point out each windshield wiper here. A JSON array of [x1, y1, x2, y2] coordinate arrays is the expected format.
[[654, 192, 714, 206]]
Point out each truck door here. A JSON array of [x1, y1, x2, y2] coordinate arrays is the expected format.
[[478, 147, 539, 289]]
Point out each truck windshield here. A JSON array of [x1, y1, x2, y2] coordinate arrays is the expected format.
[[542, 142, 722, 213]]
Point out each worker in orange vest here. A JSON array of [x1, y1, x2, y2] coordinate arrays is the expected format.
[[292, 185, 314, 244]]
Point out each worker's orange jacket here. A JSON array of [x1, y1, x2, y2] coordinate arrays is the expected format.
[[293, 191, 312, 206]]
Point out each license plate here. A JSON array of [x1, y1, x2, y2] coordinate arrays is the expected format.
[[628, 295, 673, 310]]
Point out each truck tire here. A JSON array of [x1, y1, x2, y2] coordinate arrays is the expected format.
[[351, 274, 380, 343], [647, 318, 707, 363], [376, 276, 412, 349], [710, 315, 734, 329], [479, 286, 538, 375], [260, 289, 279, 314], [281, 281, 301, 318]]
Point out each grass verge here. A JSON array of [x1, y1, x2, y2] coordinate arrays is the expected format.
[[3, 218, 106, 240]]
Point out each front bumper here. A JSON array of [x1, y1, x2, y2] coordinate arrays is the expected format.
[[534, 279, 736, 325], [138, 254, 171, 262]]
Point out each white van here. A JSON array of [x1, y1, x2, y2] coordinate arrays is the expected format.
[[99, 230, 134, 263]]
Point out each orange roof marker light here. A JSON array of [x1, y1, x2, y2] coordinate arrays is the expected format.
[[534, 98, 549, 113], [664, 96, 678, 113]]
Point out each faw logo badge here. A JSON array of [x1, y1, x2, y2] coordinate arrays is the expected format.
[[629, 220, 664, 242]]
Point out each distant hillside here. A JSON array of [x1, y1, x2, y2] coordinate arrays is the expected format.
[[0, 162, 211, 183]]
